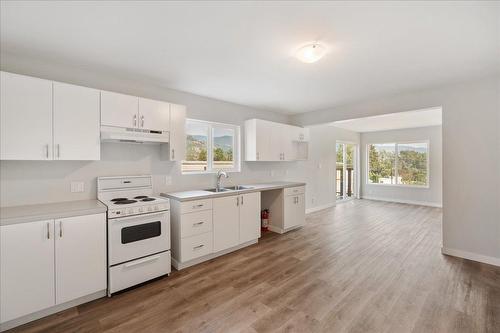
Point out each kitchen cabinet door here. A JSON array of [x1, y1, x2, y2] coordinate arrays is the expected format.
[[0, 220, 55, 323], [55, 214, 106, 304], [213, 195, 240, 252], [239, 192, 261, 244], [284, 194, 305, 230], [53, 82, 100, 160], [0, 71, 53, 160], [255, 119, 272, 161], [138, 97, 170, 132], [100, 90, 139, 128], [169, 103, 186, 161]]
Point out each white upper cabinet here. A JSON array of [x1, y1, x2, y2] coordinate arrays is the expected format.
[[0, 71, 53, 160], [244, 118, 309, 161], [53, 82, 100, 160], [168, 103, 187, 161], [0, 220, 55, 323], [138, 97, 170, 132], [55, 214, 106, 304], [100, 90, 139, 128]]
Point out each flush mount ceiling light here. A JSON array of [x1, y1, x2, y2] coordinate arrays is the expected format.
[[295, 42, 327, 63]]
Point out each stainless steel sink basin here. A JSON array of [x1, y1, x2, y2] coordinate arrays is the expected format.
[[225, 185, 254, 190], [205, 188, 233, 192]]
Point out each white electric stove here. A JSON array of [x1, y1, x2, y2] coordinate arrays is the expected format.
[[97, 175, 171, 296]]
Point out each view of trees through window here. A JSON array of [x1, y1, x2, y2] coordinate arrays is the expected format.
[[183, 120, 238, 173], [368, 142, 428, 186]]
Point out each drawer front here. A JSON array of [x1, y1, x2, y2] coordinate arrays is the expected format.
[[180, 199, 213, 214], [109, 251, 171, 294], [284, 186, 305, 196], [180, 232, 213, 262], [181, 210, 213, 238]]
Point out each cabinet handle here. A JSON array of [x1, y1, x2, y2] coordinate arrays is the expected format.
[[193, 222, 204, 227], [193, 244, 204, 250], [193, 204, 204, 209], [141, 115, 144, 128], [46, 222, 50, 239], [59, 221, 63, 238], [172, 149, 175, 159], [237, 197, 240, 206], [56, 144, 60, 159], [241, 195, 244, 205], [45, 144, 49, 159], [133, 114, 137, 127]]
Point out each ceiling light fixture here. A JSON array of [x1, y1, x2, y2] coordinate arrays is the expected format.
[[295, 42, 327, 63]]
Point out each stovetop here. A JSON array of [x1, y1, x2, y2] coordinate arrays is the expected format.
[[102, 196, 170, 219]]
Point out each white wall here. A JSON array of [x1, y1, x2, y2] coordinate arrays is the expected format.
[[360, 126, 442, 207], [286, 125, 360, 213], [292, 76, 500, 266]]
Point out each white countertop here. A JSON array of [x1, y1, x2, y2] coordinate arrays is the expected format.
[[0, 200, 107, 226], [162, 181, 306, 202]]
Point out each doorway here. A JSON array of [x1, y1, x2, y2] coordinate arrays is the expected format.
[[336, 142, 357, 201]]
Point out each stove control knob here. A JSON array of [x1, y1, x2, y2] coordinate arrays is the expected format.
[[128, 209, 133, 215], [138, 207, 144, 213], [154, 205, 159, 211], [147, 206, 152, 212], [115, 210, 121, 215]]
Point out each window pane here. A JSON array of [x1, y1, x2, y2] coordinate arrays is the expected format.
[[368, 144, 396, 184], [184, 121, 208, 172], [336, 143, 343, 198], [212, 127, 234, 170], [397, 143, 428, 186]]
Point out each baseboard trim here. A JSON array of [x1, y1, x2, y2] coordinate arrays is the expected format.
[[0, 290, 106, 332], [306, 202, 335, 214], [441, 247, 500, 267], [361, 196, 442, 208]]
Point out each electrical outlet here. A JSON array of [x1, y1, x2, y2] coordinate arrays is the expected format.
[[165, 175, 172, 185], [70, 181, 85, 193]]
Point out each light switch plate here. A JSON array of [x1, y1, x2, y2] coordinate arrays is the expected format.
[[70, 181, 85, 193]]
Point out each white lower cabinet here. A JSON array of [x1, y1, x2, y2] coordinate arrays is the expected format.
[[284, 191, 305, 230], [55, 214, 106, 304], [170, 192, 261, 270], [239, 192, 261, 244], [0, 220, 55, 323], [0, 213, 106, 324], [213, 195, 240, 252]]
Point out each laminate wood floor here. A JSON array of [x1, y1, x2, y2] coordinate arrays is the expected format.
[[8, 199, 500, 333]]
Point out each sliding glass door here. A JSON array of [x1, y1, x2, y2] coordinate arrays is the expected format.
[[336, 142, 357, 201]]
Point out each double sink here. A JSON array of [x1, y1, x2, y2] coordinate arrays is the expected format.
[[205, 185, 254, 193]]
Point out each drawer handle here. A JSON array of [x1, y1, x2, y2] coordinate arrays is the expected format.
[[124, 255, 161, 268], [193, 244, 204, 250], [193, 204, 204, 208], [193, 222, 204, 226]]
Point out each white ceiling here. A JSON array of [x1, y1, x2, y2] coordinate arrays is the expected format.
[[330, 107, 442, 133], [1, 1, 499, 114]]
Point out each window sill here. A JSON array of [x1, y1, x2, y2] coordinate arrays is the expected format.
[[366, 183, 429, 189], [182, 170, 241, 175]]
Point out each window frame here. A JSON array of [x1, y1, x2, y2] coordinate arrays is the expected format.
[[182, 118, 241, 174], [366, 140, 430, 188]]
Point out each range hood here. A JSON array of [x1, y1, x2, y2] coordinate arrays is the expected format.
[[101, 126, 169, 144]]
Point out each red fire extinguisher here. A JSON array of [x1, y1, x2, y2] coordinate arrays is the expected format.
[[261, 209, 269, 232]]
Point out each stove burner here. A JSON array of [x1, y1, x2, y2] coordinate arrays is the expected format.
[[111, 198, 128, 202], [114, 200, 137, 205], [141, 198, 156, 202], [134, 196, 149, 199]]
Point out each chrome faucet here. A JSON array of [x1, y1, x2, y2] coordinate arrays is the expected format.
[[216, 170, 228, 191]]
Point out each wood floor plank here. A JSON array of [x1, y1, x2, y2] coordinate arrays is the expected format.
[[7, 199, 500, 333]]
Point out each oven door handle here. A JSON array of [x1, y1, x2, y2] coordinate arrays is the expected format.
[[111, 211, 166, 222], [124, 254, 162, 268]]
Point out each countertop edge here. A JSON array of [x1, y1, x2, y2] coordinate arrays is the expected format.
[[0, 200, 108, 226], [161, 182, 306, 202]]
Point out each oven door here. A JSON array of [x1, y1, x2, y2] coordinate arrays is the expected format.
[[109, 211, 170, 266]]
